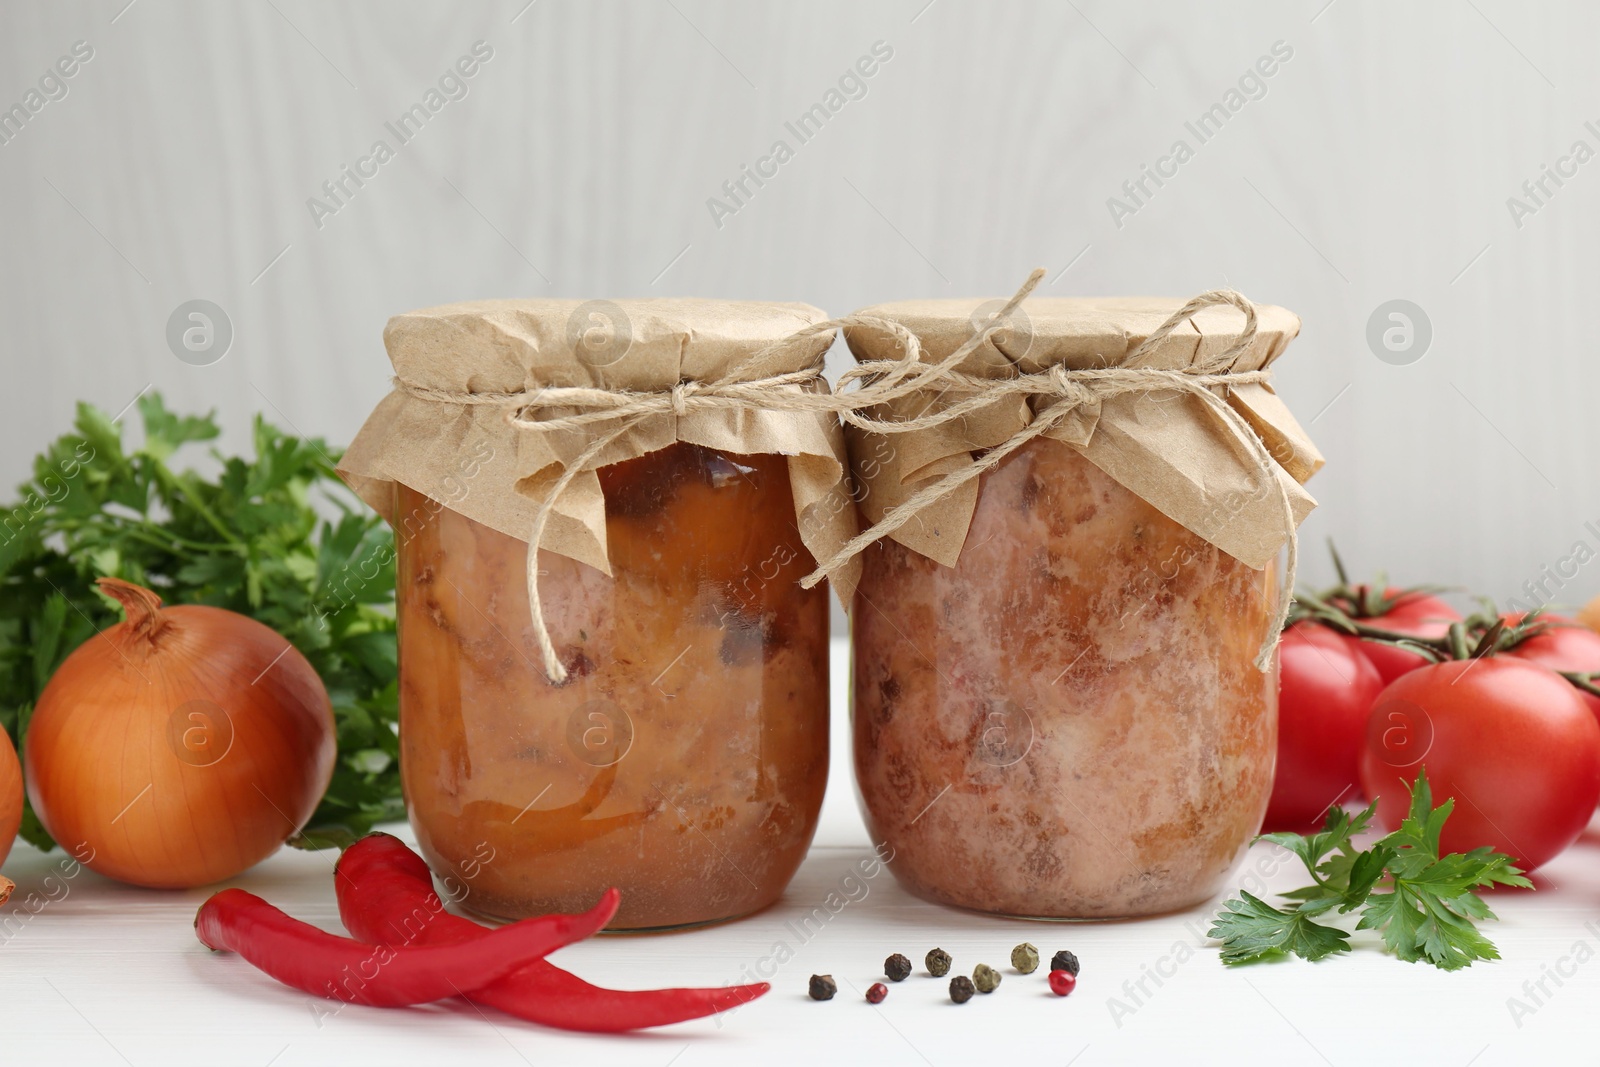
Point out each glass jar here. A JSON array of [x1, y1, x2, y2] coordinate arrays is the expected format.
[[395, 441, 829, 930], [852, 436, 1278, 919], [851, 438, 1273, 915], [842, 292, 1318, 920]]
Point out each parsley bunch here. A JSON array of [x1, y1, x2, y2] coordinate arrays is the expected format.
[[1211, 770, 1531, 970], [0, 393, 401, 850]]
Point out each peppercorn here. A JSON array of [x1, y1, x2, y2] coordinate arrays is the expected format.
[[1050, 949, 1080, 976], [884, 953, 912, 982], [1010, 942, 1040, 974], [866, 982, 888, 1004], [1048, 969, 1077, 996], [949, 975, 975, 1003], [926, 947, 952, 977], [808, 974, 837, 1001], [972, 964, 1001, 993]]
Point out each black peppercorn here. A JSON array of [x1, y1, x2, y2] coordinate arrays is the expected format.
[[1050, 950, 1080, 976], [808, 974, 837, 1001], [885, 953, 912, 982], [949, 975, 975, 1003], [866, 982, 888, 1004], [926, 947, 952, 977]]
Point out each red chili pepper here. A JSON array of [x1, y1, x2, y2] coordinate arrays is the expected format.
[[195, 885, 618, 1007], [334, 834, 770, 1030]]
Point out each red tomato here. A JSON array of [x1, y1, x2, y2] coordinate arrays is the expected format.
[[1343, 589, 1461, 684], [1358, 658, 1600, 871], [1263, 622, 1386, 830], [1502, 612, 1600, 724]]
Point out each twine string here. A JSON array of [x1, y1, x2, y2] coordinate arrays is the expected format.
[[519, 415, 644, 683], [394, 271, 1295, 680]]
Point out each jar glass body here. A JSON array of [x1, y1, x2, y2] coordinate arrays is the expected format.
[[851, 439, 1276, 919], [396, 443, 829, 930]]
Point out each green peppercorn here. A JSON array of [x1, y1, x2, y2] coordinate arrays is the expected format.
[[926, 947, 952, 977], [1050, 949, 1080, 976], [808, 974, 837, 1001], [949, 975, 975, 1003], [972, 964, 1001, 993], [885, 953, 912, 982], [1010, 942, 1040, 974]]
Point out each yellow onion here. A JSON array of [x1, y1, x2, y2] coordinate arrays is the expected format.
[[1581, 593, 1600, 636], [1, 727, 19, 904], [24, 578, 335, 888]]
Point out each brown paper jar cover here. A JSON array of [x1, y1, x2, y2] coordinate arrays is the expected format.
[[340, 298, 854, 930], [843, 295, 1320, 919]]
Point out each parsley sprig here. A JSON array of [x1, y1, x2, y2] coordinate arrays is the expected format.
[[1211, 770, 1531, 970], [0, 393, 401, 850]]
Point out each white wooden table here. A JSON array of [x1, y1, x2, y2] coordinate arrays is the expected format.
[[4, 640, 1595, 1066]]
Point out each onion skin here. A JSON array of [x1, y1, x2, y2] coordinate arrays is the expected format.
[[1581, 593, 1600, 637], [24, 579, 335, 888], [1, 728, 20, 903]]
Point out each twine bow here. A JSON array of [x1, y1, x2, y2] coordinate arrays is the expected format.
[[395, 269, 1298, 681]]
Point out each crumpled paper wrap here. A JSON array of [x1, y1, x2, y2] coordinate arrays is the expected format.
[[841, 297, 1323, 570], [339, 297, 862, 604]]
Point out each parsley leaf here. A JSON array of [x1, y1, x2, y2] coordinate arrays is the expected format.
[[0, 393, 400, 850], [1356, 770, 1533, 970], [1210, 890, 1352, 963], [1268, 801, 1377, 914], [1212, 769, 1529, 969]]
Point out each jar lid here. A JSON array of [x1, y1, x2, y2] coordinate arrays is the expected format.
[[383, 298, 830, 393], [844, 297, 1300, 375], [341, 296, 862, 604], [838, 292, 1319, 572]]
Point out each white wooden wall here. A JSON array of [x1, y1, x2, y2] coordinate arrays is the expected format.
[[3, 0, 1596, 612]]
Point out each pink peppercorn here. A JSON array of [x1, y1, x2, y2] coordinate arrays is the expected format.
[[1048, 969, 1077, 996], [866, 982, 888, 1004]]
